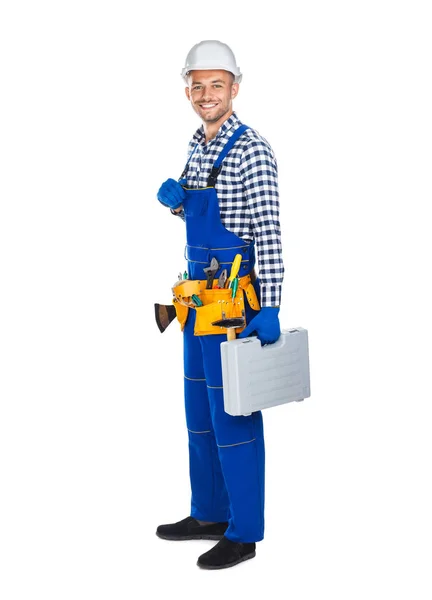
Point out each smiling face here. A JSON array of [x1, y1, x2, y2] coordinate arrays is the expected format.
[[185, 69, 239, 127]]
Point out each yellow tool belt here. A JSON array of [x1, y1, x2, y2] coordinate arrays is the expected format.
[[172, 271, 260, 335]]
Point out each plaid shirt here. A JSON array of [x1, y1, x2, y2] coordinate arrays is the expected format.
[[177, 112, 284, 307]]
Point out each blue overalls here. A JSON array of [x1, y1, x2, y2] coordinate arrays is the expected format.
[[180, 125, 265, 543]]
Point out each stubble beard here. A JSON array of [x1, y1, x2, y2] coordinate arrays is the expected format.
[[198, 104, 230, 124]]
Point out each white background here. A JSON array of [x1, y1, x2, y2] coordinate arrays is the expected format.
[[1, 1, 431, 598]]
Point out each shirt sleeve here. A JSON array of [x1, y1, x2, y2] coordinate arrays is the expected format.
[[239, 140, 285, 307], [170, 142, 196, 221], [170, 207, 185, 220]]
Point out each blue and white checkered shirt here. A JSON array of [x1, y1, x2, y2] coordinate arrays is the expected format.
[[177, 112, 284, 307]]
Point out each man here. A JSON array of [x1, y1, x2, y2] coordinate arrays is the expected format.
[[155, 40, 284, 570]]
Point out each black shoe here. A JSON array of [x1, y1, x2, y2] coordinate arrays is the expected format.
[[156, 516, 228, 541], [197, 536, 256, 570]]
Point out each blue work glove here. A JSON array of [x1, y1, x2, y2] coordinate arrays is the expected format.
[[238, 307, 281, 345], [157, 178, 186, 210]]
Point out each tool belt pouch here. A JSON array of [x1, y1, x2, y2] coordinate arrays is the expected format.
[[171, 274, 260, 336], [244, 281, 260, 312], [172, 299, 189, 331], [194, 288, 246, 336], [171, 280, 201, 331]]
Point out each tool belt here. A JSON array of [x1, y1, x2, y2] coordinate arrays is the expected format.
[[172, 271, 260, 335]]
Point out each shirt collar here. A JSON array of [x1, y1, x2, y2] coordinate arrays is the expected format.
[[192, 112, 242, 146]]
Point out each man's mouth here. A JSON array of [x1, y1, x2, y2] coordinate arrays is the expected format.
[[199, 103, 218, 110]]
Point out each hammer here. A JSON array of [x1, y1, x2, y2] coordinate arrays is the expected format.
[[211, 316, 245, 341]]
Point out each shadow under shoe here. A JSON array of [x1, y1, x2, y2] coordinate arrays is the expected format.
[[156, 516, 228, 541], [197, 536, 256, 569]]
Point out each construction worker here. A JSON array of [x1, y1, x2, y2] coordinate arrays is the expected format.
[[155, 40, 284, 569]]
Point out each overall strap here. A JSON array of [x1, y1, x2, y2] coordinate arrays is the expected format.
[[207, 124, 249, 187], [178, 144, 198, 181]]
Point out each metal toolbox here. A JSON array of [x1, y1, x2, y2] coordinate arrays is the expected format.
[[220, 328, 311, 416]]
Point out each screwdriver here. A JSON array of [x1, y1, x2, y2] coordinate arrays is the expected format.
[[191, 294, 203, 307], [227, 254, 242, 289], [231, 276, 239, 299]]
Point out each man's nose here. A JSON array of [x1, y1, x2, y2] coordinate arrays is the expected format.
[[200, 86, 214, 99]]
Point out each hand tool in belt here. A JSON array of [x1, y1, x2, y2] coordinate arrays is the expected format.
[[231, 276, 239, 299], [191, 294, 203, 306], [211, 316, 246, 341], [217, 268, 228, 289], [212, 255, 245, 338], [154, 303, 177, 333], [203, 257, 220, 289], [227, 254, 242, 289]]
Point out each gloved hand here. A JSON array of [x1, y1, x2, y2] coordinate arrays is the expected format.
[[238, 307, 281, 345], [157, 178, 186, 210]]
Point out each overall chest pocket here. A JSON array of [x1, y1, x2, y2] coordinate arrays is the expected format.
[[183, 190, 209, 217]]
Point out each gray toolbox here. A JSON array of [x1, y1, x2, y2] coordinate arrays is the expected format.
[[220, 328, 311, 416]]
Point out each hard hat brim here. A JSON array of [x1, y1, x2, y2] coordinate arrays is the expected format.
[[181, 65, 242, 84]]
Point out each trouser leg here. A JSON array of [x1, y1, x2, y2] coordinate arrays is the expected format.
[[183, 310, 230, 522], [200, 333, 265, 543]]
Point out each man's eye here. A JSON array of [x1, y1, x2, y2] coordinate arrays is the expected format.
[[193, 86, 202, 91]]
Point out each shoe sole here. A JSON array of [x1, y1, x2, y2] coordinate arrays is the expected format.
[[197, 551, 256, 570], [156, 532, 225, 541]]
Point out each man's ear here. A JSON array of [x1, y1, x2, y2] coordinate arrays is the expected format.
[[185, 87, 191, 101], [231, 83, 239, 99]]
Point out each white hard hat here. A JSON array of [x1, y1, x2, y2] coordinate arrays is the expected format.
[[181, 40, 242, 83]]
